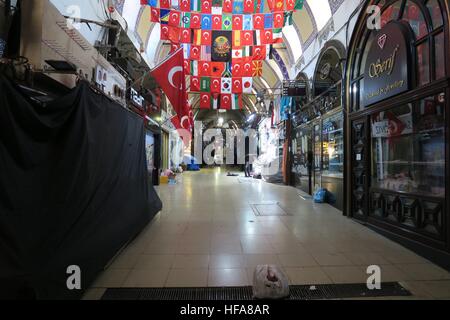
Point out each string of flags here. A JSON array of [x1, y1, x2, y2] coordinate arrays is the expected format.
[[141, 0, 304, 111]]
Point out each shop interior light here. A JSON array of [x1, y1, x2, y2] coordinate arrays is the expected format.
[[247, 114, 256, 122], [218, 117, 224, 126]]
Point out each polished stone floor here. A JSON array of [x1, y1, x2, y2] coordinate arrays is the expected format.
[[85, 168, 450, 300]]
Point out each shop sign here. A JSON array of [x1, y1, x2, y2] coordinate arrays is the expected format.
[[362, 22, 410, 107], [372, 113, 412, 138], [130, 88, 145, 109]]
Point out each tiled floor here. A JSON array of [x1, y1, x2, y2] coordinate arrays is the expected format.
[[85, 168, 450, 300]]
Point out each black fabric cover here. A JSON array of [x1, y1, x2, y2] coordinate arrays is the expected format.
[[0, 76, 162, 299]]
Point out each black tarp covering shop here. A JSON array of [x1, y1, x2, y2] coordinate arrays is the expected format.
[[0, 76, 162, 299]]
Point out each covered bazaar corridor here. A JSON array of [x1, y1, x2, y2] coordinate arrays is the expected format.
[[85, 168, 450, 299], [1, 0, 450, 305]]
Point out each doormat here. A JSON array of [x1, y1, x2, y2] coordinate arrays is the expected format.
[[250, 202, 290, 216], [101, 282, 411, 300]]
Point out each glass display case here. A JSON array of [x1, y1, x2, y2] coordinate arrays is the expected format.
[[322, 112, 344, 178], [292, 125, 312, 194], [145, 130, 155, 183], [313, 121, 322, 191], [371, 93, 445, 198]]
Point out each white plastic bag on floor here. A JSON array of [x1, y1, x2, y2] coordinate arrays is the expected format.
[[252, 265, 290, 299]]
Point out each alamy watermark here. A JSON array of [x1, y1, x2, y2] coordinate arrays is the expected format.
[[367, 265, 382, 290], [66, 265, 81, 290], [66, 5, 82, 30], [367, 5, 382, 30]]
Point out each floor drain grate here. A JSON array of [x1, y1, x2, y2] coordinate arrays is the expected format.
[[250, 202, 290, 216], [101, 283, 411, 300]]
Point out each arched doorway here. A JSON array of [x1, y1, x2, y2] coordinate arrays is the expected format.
[[291, 42, 346, 211], [345, 0, 450, 268]]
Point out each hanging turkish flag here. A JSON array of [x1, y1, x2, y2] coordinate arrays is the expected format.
[[386, 111, 406, 136], [200, 93, 211, 109], [242, 56, 253, 76], [169, 10, 181, 27], [160, 0, 171, 9], [223, 0, 233, 13], [221, 94, 232, 110], [183, 59, 190, 74], [253, 14, 264, 29], [201, 0, 212, 13], [190, 76, 201, 91], [253, 45, 266, 60], [273, 12, 284, 28], [168, 26, 180, 43], [180, 28, 191, 43], [150, 8, 160, 23], [243, 0, 254, 13], [212, 15, 222, 30], [190, 45, 201, 60], [190, 13, 201, 28], [407, 4, 420, 19], [170, 43, 180, 54], [241, 30, 253, 45], [232, 15, 243, 30], [232, 78, 243, 93], [199, 61, 211, 76], [261, 29, 273, 44], [232, 58, 243, 77], [150, 48, 185, 124], [210, 77, 221, 93], [201, 30, 212, 45], [160, 25, 170, 40], [180, 0, 191, 11]]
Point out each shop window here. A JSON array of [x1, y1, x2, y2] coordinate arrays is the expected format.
[[358, 79, 365, 110], [351, 82, 359, 112], [416, 41, 430, 86], [402, 2, 428, 39], [381, 1, 402, 28], [358, 38, 370, 78], [426, 0, 443, 29], [434, 32, 445, 80], [322, 113, 344, 178], [292, 126, 312, 186], [371, 93, 445, 197]]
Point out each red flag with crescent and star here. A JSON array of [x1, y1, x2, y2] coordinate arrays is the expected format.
[[150, 48, 192, 132]]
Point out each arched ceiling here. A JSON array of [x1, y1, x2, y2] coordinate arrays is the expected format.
[[116, 0, 345, 111]]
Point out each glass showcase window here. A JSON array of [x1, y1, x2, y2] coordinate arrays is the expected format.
[[322, 113, 344, 178], [371, 93, 445, 197], [297, 128, 311, 176]]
